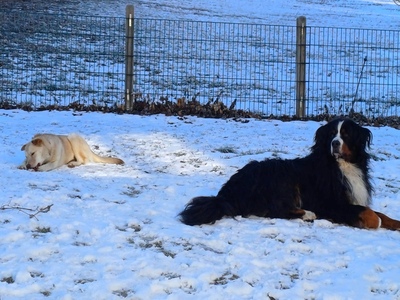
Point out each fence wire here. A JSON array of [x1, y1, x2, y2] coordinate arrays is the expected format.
[[307, 27, 400, 117], [1, 10, 399, 117], [0, 12, 125, 109], [133, 19, 296, 116]]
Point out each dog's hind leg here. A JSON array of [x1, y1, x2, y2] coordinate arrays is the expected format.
[[374, 211, 400, 230]]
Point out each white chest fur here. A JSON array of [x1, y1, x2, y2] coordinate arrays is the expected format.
[[338, 160, 370, 206]]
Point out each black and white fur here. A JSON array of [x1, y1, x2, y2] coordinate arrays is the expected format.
[[179, 118, 400, 230]]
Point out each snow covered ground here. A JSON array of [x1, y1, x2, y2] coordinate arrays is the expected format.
[[67, 0, 400, 29], [1, 109, 400, 299]]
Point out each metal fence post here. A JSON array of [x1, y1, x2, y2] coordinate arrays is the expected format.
[[125, 5, 134, 111], [296, 16, 306, 118]]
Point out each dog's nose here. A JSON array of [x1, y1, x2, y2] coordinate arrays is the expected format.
[[331, 140, 341, 154], [332, 140, 340, 148]]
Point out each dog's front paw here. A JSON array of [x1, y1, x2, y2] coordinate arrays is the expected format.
[[35, 164, 46, 172], [302, 210, 317, 221]]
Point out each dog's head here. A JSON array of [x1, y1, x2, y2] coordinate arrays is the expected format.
[[312, 118, 372, 163], [21, 136, 51, 170]]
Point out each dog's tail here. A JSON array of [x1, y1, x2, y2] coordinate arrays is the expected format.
[[92, 154, 124, 165], [67, 133, 124, 165], [179, 196, 236, 226]]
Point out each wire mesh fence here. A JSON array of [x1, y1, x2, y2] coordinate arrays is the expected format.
[[1, 9, 400, 118], [0, 12, 125, 109], [306, 27, 400, 117], [133, 19, 297, 116]]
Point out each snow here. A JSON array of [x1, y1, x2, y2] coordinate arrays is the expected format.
[[1, 109, 400, 299], [80, 0, 400, 30], [2, 0, 400, 299]]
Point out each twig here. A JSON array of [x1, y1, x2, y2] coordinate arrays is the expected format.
[[0, 203, 53, 220], [350, 56, 368, 117]]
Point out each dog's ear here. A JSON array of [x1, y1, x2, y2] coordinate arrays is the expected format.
[[311, 122, 334, 154], [362, 127, 373, 149], [21, 144, 26, 151], [31, 138, 44, 147], [313, 123, 329, 146]]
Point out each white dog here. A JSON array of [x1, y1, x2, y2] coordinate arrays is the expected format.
[[20, 133, 124, 171]]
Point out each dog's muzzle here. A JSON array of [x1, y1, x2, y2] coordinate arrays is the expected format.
[[331, 139, 342, 158], [26, 163, 41, 171]]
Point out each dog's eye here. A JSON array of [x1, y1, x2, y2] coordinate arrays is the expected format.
[[30, 152, 35, 156]]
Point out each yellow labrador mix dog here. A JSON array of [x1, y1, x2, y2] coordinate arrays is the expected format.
[[20, 133, 124, 171]]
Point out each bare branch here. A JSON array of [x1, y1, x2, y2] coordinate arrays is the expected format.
[[0, 204, 54, 220]]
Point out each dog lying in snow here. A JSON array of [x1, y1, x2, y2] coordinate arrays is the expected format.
[[20, 133, 124, 171]]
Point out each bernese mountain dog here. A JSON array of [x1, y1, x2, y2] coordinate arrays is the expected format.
[[179, 118, 400, 230]]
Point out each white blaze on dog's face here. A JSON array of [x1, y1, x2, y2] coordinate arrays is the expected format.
[[21, 138, 51, 170], [331, 120, 344, 159], [330, 120, 353, 161]]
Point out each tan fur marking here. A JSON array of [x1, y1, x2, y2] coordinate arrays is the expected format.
[[289, 208, 306, 218], [340, 143, 352, 160], [374, 211, 400, 230], [358, 208, 381, 229]]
